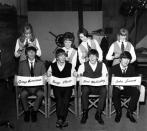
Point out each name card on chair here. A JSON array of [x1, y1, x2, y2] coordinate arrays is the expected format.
[[111, 76, 141, 86], [14, 75, 45, 86], [48, 76, 76, 87], [79, 77, 108, 86]]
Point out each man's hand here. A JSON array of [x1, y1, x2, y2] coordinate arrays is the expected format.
[[47, 71, 52, 77], [113, 54, 120, 59], [17, 49, 23, 55], [73, 71, 78, 77], [116, 86, 124, 90]]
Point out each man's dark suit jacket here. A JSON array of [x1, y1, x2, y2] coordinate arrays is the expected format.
[[111, 64, 137, 77], [18, 59, 46, 76]]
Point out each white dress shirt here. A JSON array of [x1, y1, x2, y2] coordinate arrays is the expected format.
[[120, 64, 128, 74], [28, 59, 35, 69], [78, 61, 108, 77], [106, 40, 136, 63]]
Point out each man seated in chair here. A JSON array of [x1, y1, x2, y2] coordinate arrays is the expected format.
[[111, 51, 140, 123], [47, 48, 77, 128], [78, 49, 108, 125], [18, 45, 46, 122]]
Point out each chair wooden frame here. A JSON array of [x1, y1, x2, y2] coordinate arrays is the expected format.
[[109, 74, 142, 118], [78, 76, 109, 118], [14, 75, 48, 119], [48, 76, 78, 117]]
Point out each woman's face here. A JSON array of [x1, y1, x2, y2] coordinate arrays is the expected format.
[[119, 35, 127, 42], [24, 29, 32, 39], [64, 39, 72, 49], [79, 33, 87, 42]]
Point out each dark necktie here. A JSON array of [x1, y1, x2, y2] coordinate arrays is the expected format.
[[121, 42, 125, 53], [66, 51, 68, 57], [30, 62, 34, 77], [122, 68, 126, 76], [122, 69, 125, 74], [87, 42, 91, 52]]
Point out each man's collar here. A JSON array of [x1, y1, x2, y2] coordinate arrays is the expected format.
[[57, 61, 65, 66], [89, 61, 97, 66], [28, 59, 35, 63], [119, 63, 128, 70]]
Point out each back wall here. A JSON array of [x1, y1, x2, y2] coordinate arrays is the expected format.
[[28, 11, 103, 61]]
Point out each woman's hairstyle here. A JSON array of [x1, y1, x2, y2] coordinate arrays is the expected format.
[[55, 48, 66, 58], [88, 49, 99, 57], [78, 28, 89, 37], [117, 28, 128, 41], [120, 51, 132, 60], [63, 32, 75, 43], [19, 23, 35, 43]]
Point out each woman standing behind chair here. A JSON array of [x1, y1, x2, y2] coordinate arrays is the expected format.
[[52, 32, 77, 68], [62, 32, 77, 68], [106, 28, 136, 66], [78, 28, 103, 64], [14, 23, 41, 61]]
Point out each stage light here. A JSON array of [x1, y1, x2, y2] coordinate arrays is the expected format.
[[119, 0, 147, 16]]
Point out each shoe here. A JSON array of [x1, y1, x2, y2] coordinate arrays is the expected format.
[[62, 121, 68, 127], [56, 119, 63, 128], [31, 110, 37, 122], [24, 111, 30, 122], [95, 112, 104, 125], [115, 111, 122, 123], [80, 110, 88, 124], [126, 111, 136, 123]]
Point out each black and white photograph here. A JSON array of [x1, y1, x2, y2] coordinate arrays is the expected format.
[[0, 0, 147, 131]]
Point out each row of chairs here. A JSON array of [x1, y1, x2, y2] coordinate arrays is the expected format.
[[14, 75, 144, 120]]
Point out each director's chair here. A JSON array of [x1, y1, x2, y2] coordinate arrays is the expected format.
[[109, 74, 142, 118], [78, 76, 109, 118], [48, 76, 78, 117], [14, 75, 48, 119]]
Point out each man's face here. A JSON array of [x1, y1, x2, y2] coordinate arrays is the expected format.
[[120, 58, 130, 68], [64, 40, 72, 49], [89, 54, 97, 64], [57, 53, 66, 63], [27, 50, 36, 60], [79, 33, 87, 42]]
